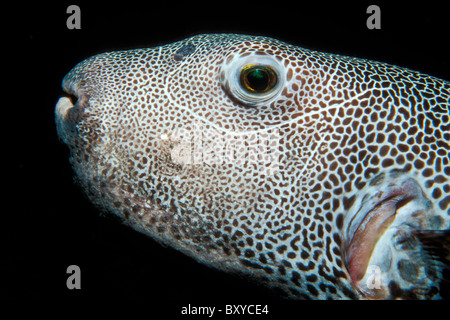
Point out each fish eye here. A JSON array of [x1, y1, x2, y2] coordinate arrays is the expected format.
[[239, 65, 278, 94], [220, 55, 285, 107]]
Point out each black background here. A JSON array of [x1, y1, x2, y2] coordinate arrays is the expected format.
[[5, 0, 449, 315]]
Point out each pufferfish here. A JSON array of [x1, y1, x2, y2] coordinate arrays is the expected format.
[[55, 34, 450, 299]]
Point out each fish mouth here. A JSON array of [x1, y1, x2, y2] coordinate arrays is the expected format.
[[55, 93, 84, 144], [55, 73, 91, 144], [58, 73, 88, 122], [343, 177, 426, 296]]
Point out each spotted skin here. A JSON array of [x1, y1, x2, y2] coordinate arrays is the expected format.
[[55, 34, 450, 299]]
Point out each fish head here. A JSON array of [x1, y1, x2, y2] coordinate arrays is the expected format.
[[56, 34, 450, 299]]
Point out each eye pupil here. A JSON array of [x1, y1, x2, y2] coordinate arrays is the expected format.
[[240, 65, 277, 93], [247, 69, 268, 91]]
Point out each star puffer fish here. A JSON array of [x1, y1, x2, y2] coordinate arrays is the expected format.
[[55, 34, 450, 300]]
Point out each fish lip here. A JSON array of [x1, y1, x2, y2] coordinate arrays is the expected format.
[[55, 96, 75, 122]]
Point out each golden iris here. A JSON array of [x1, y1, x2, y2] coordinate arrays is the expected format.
[[239, 65, 277, 93]]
